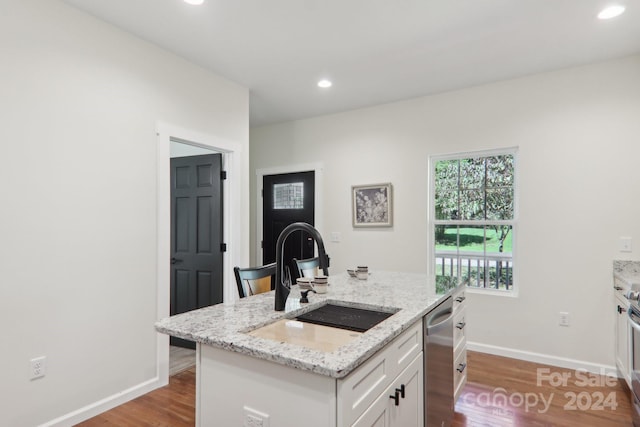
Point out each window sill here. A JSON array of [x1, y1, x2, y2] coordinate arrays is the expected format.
[[465, 287, 518, 298]]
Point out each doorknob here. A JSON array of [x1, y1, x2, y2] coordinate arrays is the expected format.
[[171, 257, 183, 265]]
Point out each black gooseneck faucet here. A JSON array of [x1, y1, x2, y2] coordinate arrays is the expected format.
[[274, 222, 329, 311]]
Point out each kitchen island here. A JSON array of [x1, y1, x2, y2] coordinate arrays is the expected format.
[[156, 271, 457, 427]]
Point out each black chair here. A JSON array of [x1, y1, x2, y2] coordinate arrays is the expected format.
[[293, 257, 320, 279], [234, 263, 277, 298]]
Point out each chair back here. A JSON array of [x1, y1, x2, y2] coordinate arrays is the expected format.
[[234, 263, 277, 298], [293, 257, 320, 279]]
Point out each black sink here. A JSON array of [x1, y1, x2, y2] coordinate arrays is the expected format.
[[296, 304, 395, 333]]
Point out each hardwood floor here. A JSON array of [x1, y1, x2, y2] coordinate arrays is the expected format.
[[452, 352, 633, 427], [76, 367, 196, 427], [78, 351, 633, 426]]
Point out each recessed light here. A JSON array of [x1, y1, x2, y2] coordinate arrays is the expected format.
[[184, 0, 204, 5], [317, 79, 332, 88], [598, 5, 625, 19]]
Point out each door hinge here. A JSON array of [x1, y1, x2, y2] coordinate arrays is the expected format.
[[221, 170, 227, 180], [261, 188, 264, 197], [221, 243, 227, 252], [261, 241, 263, 249]]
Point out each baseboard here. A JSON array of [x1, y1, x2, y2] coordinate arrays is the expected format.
[[467, 341, 619, 378], [38, 375, 167, 427]]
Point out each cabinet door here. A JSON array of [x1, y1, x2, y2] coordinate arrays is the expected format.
[[615, 295, 630, 384], [351, 396, 389, 427], [351, 353, 423, 427], [389, 353, 423, 427]]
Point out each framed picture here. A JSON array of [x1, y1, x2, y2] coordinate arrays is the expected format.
[[352, 183, 393, 227]]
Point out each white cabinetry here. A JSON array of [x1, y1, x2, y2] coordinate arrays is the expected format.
[[351, 354, 423, 427], [338, 321, 423, 427], [614, 285, 631, 387], [198, 320, 423, 427], [453, 287, 467, 401]]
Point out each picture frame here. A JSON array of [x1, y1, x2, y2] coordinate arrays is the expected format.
[[352, 183, 393, 227]]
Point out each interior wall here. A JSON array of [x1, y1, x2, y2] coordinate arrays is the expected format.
[[0, 1, 248, 425], [250, 54, 640, 368]]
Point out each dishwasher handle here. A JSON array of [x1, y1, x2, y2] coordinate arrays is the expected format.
[[426, 308, 454, 335], [629, 308, 640, 331]]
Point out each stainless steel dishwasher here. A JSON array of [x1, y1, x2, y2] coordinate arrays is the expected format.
[[424, 296, 454, 427]]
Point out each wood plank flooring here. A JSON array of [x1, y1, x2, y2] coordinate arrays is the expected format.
[[452, 352, 633, 426], [78, 351, 633, 426], [77, 367, 195, 427]]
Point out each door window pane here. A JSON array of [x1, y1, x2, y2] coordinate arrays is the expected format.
[[273, 182, 304, 209]]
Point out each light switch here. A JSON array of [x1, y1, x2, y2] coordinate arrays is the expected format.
[[619, 237, 632, 252], [331, 232, 341, 243]]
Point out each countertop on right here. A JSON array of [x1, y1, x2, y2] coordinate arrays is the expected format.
[[614, 260, 640, 289]]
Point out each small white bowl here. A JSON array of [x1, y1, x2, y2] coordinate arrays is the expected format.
[[314, 283, 328, 294]]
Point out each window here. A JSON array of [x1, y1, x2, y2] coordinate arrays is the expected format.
[[273, 182, 304, 209], [431, 149, 516, 293]]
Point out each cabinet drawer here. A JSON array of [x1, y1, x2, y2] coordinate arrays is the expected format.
[[453, 308, 466, 352], [454, 349, 467, 402], [338, 321, 423, 427], [454, 336, 466, 362], [453, 289, 466, 313]]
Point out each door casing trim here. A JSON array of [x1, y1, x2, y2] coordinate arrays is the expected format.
[[256, 163, 323, 265]]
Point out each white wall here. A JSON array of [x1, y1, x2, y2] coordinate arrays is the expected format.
[[0, 1, 248, 425], [250, 55, 640, 370]]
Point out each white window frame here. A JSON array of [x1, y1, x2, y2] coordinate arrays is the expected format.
[[429, 147, 518, 297]]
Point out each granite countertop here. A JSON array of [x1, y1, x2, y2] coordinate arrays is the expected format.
[[156, 271, 451, 378], [613, 260, 640, 289]]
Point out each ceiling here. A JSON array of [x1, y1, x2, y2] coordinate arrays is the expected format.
[[62, 0, 640, 127]]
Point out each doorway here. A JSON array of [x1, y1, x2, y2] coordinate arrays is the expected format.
[[157, 122, 243, 384]]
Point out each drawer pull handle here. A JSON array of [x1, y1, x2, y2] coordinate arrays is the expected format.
[[455, 296, 466, 303], [618, 305, 627, 314], [457, 363, 467, 373], [615, 286, 623, 290], [396, 384, 405, 399], [389, 390, 400, 406], [456, 321, 466, 330]]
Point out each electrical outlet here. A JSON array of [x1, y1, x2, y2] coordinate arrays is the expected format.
[[245, 414, 263, 427], [243, 406, 269, 427], [559, 312, 570, 327], [30, 356, 46, 380]]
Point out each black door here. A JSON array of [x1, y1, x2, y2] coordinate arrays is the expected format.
[[171, 153, 224, 349], [263, 171, 315, 279]]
